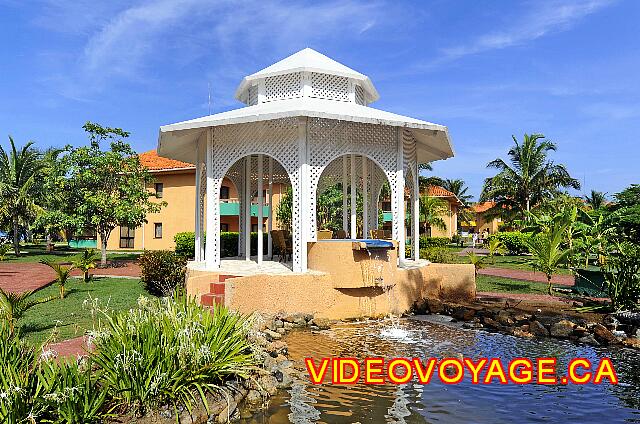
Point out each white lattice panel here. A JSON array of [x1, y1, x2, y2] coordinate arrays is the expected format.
[[355, 84, 365, 105], [248, 85, 258, 106], [403, 130, 417, 174], [264, 73, 302, 102], [210, 118, 302, 267], [307, 118, 398, 240], [310, 72, 349, 101]]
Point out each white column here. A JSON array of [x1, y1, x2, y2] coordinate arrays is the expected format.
[[194, 138, 202, 262], [395, 129, 405, 263], [362, 155, 368, 239], [413, 163, 420, 261], [342, 156, 348, 234], [244, 156, 251, 260], [205, 128, 219, 269], [257, 155, 264, 265], [350, 154, 357, 239], [294, 117, 308, 272], [267, 157, 273, 259]]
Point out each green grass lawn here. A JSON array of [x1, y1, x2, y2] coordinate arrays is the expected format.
[[448, 252, 573, 275], [1, 244, 140, 263], [475, 274, 551, 295], [19, 277, 148, 344]]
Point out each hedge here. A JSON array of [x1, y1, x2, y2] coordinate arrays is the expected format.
[[419, 236, 451, 248], [139, 250, 187, 296], [174, 231, 268, 259], [487, 231, 532, 255]]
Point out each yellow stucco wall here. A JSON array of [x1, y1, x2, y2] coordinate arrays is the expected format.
[[428, 203, 458, 238]]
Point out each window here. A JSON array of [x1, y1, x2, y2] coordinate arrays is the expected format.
[[221, 223, 229, 232], [154, 223, 163, 239], [251, 223, 258, 232], [119, 226, 135, 248], [382, 201, 392, 211], [155, 183, 163, 198], [220, 186, 229, 200]]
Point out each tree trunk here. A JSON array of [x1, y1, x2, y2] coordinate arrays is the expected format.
[[547, 275, 553, 296], [12, 216, 20, 257], [100, 233, 108, 267]]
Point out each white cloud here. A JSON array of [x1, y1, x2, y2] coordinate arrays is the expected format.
[[437, 0, 614, 63]]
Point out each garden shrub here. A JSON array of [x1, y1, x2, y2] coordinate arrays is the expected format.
[[420, 247, 456, 263], [488, 231, 532, 255], [419, 236, 451, 248], [175, 231, 268, 258], [139, 250, 187, 296], [90, 296, 256, 417]]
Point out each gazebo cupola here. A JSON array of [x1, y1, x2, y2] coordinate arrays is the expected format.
[[235, 48, 379, 107], [158, 48, 454, 273]]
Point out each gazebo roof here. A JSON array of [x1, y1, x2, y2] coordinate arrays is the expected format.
[[235, 48, 379, 104], [159, 97, 453, 165]]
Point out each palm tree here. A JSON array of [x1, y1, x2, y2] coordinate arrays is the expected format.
[[41, 260, 74, 299], [0, 288, 53, 335], [525, 223, 573, 295], [467, 251, 486, 276], [72, 249, 100, 283], [481, 133, 580, 220], [584, 190, 607, 210], [442, 179, 473, 205], [0, 136, 44, 256], [419, 195, 448, 236], [487, 238, 506, 263]]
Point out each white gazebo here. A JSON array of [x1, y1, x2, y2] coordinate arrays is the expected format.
[[158, 48, 454, 273]]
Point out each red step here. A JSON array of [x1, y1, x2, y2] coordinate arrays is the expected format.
[[200, 274, 239, 307]]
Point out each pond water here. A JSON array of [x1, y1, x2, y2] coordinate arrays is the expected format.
[[245, 317, 640, 423]]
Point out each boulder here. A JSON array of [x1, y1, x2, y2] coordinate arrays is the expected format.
[[496, 310, 514, 326], [578, 334, 600, 346], [529, 320, 549, 337], [482, 317, 502, 330], [310, 317, 332, 330], [593, 323, 620, 345], [622, 338, 640, 349], [263, 329, 282, 341], [550, 320, 575, 338], [452, 307, 476, 321], [513, 328, 534, 338], [425, 298, 444, 314]]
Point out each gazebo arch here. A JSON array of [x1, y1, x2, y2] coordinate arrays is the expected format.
[[158, 48, 454, 272]]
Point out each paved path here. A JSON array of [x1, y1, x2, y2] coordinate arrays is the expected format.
[[0, 263, 56, 293], [476, 291, 574, 305], [47, 336, 89, 358], [70, 261, 141, 278], [478, 267, 574, 286]]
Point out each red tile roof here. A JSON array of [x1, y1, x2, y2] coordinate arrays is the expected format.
[[426, 185, 456, 198], [472, 201, 496, 213], [138, 150, 194, 171]]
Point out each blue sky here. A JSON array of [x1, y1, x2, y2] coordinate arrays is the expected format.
[[1, 0, 638, 200]]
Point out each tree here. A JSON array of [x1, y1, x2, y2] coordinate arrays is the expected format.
[[0, 137, 44, 256], [525, 223, 573, 295], [609, 184, 640, 243], [487, 238, 506, 263], [0, 288, 53, 335], [275, 186, 293, 232], [64, 123, 164, 265], [41, 260, 74, 299], [442, 179, 473, 205], [481, 133, 580, 221], [72, 249, 100, 283], [584, 190, 607, 211], [419, 195, 448, 236], [467, 251, 486, 276]]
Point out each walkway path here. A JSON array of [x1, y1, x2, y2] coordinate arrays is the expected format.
[[478, 267, 574, 286], [476, 291, 573, 305], [47, 336, 89, 358], [70, 261, 141, 278], [0, 263, 56, 293]]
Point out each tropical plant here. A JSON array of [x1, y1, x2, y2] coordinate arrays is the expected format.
[[601, 241, 640, 311], [419, 195, 448, 235], [73, 249, 100, 283], [609, 184, 640, 244], [584, 190, 607, 211], [0, 288, 53, 334], [41, 260, 74, 299], [487, 238, 506, 263], [0, 136, 45, 256], [524, 223, 573, 295], [480, 133, 580, 221], [467, 251, 486, 276], [90, 296, 256, 417], [442, 179, 473, 205], [138, 250, 187, 296], [62, 122, 164, 266], [0, 243, 9, 261], [275, 186, 293, 232], [420, 247, 456, 263]]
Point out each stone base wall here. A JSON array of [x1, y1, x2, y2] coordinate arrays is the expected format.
[[186, 262, 476, 320]]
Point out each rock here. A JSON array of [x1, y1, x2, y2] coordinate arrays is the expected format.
[[452, 307, 476, 321], [578, 334, 600, 346], [283, 321, 294, 330], [482, 317, 501, 330], [275, 328, 286, 334], [593, 323, 620, 345], [529, 320, 549, 337], [622, 338, 640, 349], [257, 375, 278, 395], [550, 320, 575, 338], [573, 326, 588, 337], [604, 315, 620, 329], [519, 324, 530, 332], [496, 311, 514, 326], [612, 330, 627, 339], [513, 328, 534, 338], [263, 329, 282, 341], [462, 322, 483, 329], [274, 319, 284, 328], [310, 317, 332, 330], [294, 316, 307, 326], [513, 314, 531, 324], [266, 341, 288, 355], [245, 390, 262, 405], [425, 298, 444, 314]]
